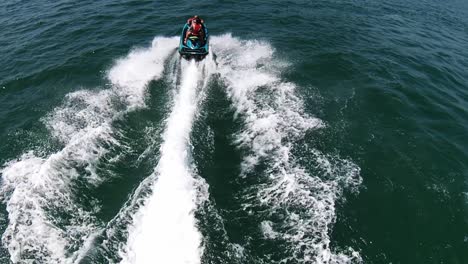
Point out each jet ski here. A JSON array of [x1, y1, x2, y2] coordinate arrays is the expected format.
[[178, 22, 209, 61]]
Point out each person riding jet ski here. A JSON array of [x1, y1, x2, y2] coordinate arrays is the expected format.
[[184, 16, 205, 45], [178, 15, 209, 60]]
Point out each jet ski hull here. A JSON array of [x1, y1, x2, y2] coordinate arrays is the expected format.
[[178, 23, 209, 61]]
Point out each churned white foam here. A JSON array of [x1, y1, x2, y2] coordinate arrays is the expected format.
[[211, 34, 362, 263], [120, 58, 214, 264], [0, 36, 175, 263], [1, 153, 73, 263], [108, 37, 178, 108], [1, 93, 113, 263], [261, 220, 278, 239], [47, 90, 115, 145]]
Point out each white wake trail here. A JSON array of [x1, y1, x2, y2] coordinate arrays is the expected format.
[[0, 37, 177, 264], [121, 58, 214, 264], [211, 34, 362, 263]]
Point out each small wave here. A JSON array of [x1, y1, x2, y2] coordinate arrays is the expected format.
[[0, 36, 176, 263], [211, 34, 362, 263]]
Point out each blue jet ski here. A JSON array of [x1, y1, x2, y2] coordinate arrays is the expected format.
[[178, 22, 209, 61]]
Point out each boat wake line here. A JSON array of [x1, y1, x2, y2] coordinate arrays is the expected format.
[[211, 34, 362, 263], [1, 34, 361, 264], [0, 36, 178, 264], [119, 54, 216, 264]]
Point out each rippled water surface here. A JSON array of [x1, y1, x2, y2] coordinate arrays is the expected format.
[[1, 0, 467, 263]]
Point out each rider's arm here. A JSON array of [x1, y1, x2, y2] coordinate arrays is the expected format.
[[184, 28, 191, 43]]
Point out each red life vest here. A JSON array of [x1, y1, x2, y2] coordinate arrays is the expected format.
[[189, 23, 202, 36], [191, 24, 201, 35]]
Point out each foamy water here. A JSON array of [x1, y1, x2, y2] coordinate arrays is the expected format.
[[0, 37, 177, 263], [211, 34, 362, 263], [1, 34, 361, 263], [120, 56, 215, 264]]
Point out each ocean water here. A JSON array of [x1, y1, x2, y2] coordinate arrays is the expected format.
[[1, 0, 467, 263]]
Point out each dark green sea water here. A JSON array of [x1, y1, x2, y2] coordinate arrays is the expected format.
[[1, 0, 468, 263]]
